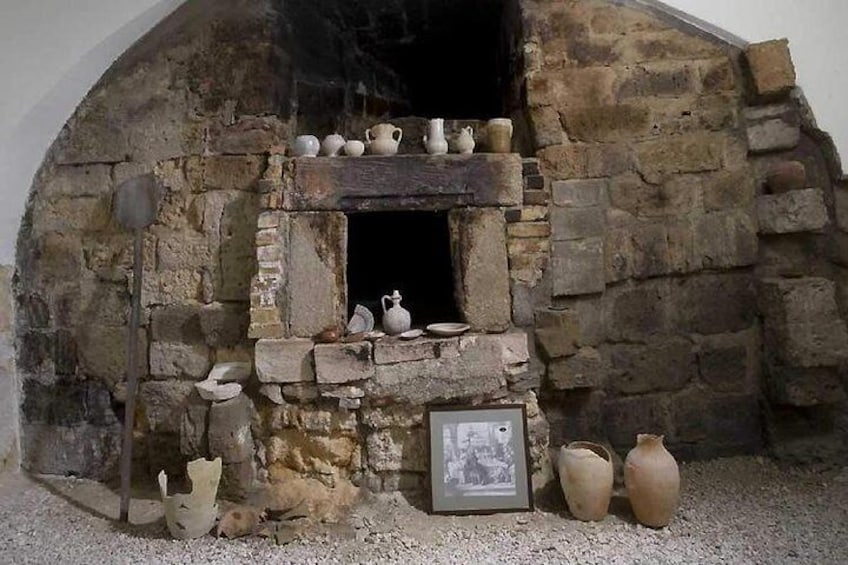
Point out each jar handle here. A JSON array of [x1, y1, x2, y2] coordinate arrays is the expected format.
[[381, 295, 391, 314], [393, 127, 403, 144]]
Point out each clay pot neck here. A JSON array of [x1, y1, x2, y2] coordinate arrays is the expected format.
[[636, 434, 665, 451], [567, 441, 611, 462]]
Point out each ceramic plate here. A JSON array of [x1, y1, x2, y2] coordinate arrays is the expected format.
[[365, 331, 386, 341], [426, 323, 471, 337], [399, 329, 424, 340], [347, 304, 375, 334]]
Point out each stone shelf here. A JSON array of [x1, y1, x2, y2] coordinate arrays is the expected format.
[[284, 153, 523, 211]]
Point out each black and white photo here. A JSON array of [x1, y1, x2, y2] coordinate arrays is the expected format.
[[428, 405, 533, 514]]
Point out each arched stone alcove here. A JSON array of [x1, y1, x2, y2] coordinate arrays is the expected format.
[[13, 0, 848, 506]]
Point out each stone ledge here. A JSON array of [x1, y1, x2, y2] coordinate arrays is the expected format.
[[287, 154, 523, 211]]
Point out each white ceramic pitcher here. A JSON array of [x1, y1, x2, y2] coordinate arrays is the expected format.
[[423, 118, 448, 155], [381, 290, 411, 335]]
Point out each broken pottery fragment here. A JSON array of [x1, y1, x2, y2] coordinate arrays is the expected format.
[[208, 362, 252, 383], [216, 505, 266, 538], [159, 457, 222, 540], [196, 379, 243, 402]]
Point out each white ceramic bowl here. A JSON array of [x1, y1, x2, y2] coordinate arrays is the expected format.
[[344, 140, 365, 157], [293, 135, 320, 157]]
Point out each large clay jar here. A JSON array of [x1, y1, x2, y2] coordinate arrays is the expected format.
[[624, 434, 680, 528], [557, 441, 614, 521]]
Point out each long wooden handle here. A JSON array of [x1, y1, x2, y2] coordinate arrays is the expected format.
[[119, 229, 144, 522]]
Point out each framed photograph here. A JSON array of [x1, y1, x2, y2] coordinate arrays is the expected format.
[[427, 404, 533, 514]]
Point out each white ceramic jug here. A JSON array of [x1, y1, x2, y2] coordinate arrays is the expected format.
[[381, 290, 411, 335], [423, 118, 448, 155], [455, 126, 475, 154]]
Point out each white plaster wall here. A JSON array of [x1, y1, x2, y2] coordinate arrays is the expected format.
[[0, 0, 184, 265], [0, 0, 847, 265]]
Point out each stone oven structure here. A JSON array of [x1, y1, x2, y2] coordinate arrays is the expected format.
[[12, 0, 848, 507]]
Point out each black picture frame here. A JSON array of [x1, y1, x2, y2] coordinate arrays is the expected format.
[[427, 404, 534, 515]]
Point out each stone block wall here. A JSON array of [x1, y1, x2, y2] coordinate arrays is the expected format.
[[520, 0, 847, 462], [9, 0, 848, 495], [0, 266, 19, 472]]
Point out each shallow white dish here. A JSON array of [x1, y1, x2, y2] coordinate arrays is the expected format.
[[426, 323, 471, 337], [347, 304, 375, 334], [399, 329, 424, 340]]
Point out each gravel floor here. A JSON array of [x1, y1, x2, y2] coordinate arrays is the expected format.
[[1, 456, 847, 564]]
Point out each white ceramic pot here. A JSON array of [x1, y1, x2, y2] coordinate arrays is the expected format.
[[558, 441, 614, 521], [321, 133, 346, 156], [365, 123, 402, 155], [344, 140, 365, 157], [159, 457, 222, 539], [624, 434, 680, 528], [293, 135, 320, 157]]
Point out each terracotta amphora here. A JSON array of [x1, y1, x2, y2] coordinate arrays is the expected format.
[[624, 434, 680, 528], [558, 441, 614, 521]]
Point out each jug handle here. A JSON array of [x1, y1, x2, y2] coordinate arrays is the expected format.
[[392, 127, 403, 143], [365, 129, 373, 144], [466, 126, 474, 137], [381, 295, 391, 314], [508, 121, 514, 137]]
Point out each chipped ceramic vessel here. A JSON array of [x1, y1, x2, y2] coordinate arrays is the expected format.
[[558, 441, 614, 521], [454, 126, 475, 154], [159, 457, 222, 539]]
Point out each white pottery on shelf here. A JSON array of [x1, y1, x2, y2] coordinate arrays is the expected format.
[[558, 441, 614, 522], [454, 126, 475, 154], [321, 133, 346, 156], [347, 304, 375, 334], [423, 118, 449, 155], [381, 290, 411, 335], [625, 434, 680, 528], [159, 457, 222, 540], [344, 140, 365, 157], [426, 322, 470, 337], [487, 118, 513, 153], [293, 135, 320, 157], [365, 123, 403, 155], [399, 329, 423, 340]]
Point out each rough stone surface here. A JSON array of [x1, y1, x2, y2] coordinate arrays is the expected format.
[[149, 342, 211, 380], [547, 347, 606, 390], [287, 213, 347, 337], [208, 394, 255, 464], [448, 209, 511, 332], [139, 380, 196, 434], [255, 338, 315, 383], [744, 104, 801, 154], [534, 309, 580, 360], [314, 342, 374, 385], [373, 337, 459, 365], [551, 238, 605, 297], [366, 335, 506, 404], [745, 39, 796, 98], [0, 266, 19, 472], [756, 188, 829, 234], [759, 278, 848, 368], [607, 338, 695, 394], [766, 366, 846, 407]]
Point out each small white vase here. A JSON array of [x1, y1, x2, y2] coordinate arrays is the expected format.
[[423, 118, 448, 155], [454, 126, 475, 154]]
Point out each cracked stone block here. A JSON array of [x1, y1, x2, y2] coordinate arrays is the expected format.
[[255, 338, 315, 383], [756, 188, 828, 234], [314, 342, 374, 384]]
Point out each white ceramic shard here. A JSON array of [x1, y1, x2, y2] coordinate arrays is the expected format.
[[347, 304, 375, 334], [208, 362, 252, 383], [159, 457, 222, 540], [195, 379, 242, 402]]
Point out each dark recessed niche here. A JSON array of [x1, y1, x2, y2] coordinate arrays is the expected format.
[[347, 211, 460, 328]]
